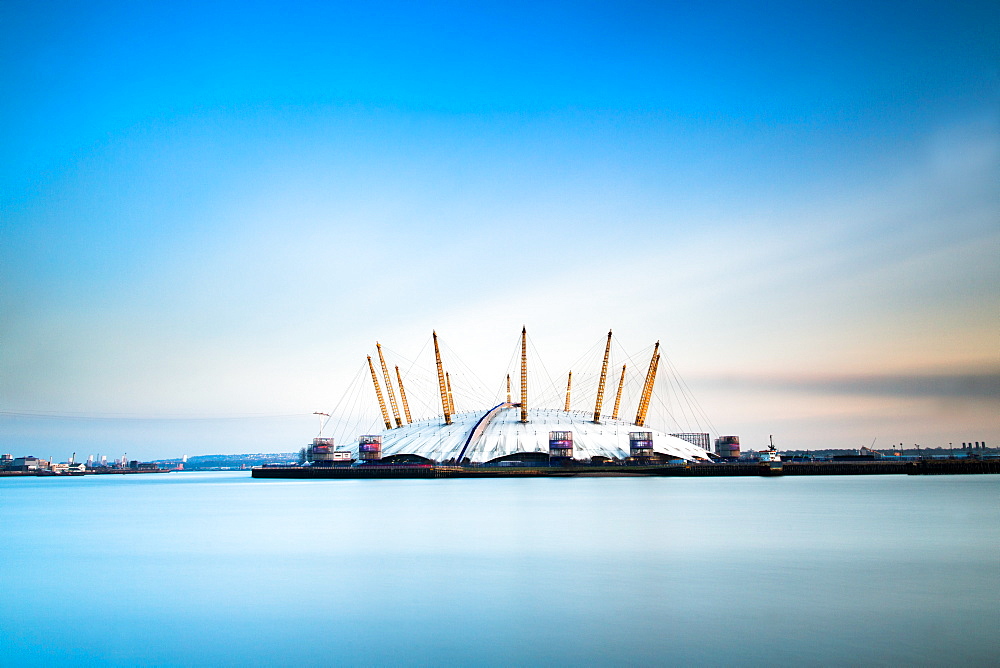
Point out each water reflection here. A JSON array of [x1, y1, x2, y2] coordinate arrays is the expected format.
[[1, 473, 997, 665]]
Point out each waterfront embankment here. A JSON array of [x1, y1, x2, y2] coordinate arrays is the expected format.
[[252, 458, 1000, 479]]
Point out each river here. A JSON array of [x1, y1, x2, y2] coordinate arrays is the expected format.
[[1, 471, 997, 666]]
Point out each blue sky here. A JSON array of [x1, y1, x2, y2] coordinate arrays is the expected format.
[[2, 0, 997, 459]]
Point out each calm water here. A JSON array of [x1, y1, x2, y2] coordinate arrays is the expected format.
[[1, 472, 997, 666]]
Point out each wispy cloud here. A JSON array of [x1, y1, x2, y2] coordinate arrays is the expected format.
[[699, 369, 1000, 401]]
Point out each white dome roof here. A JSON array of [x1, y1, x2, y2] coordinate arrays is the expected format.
[[348, 404, 712, 463]]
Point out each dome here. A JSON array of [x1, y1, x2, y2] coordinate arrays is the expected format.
[[347, 404, 713, 463]]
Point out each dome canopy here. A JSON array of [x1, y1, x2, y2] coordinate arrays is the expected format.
[[348, 404, 712, 463]]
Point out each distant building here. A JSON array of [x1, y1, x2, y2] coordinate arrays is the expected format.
[[51, 462, 86, 474], [10, 457, 49, 472]]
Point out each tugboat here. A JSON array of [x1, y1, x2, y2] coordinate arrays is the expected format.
[[759, 435, 783, 475]]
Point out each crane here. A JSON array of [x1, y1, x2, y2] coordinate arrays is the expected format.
[[312, 411, 330, 437]]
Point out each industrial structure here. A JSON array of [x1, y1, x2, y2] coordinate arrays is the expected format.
[[715, 435, 741, 459], [249, 328, 1000, 480], [305, 328, 716, 466]]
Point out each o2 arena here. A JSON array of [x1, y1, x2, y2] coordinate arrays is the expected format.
[[255, 328, 720, 478]]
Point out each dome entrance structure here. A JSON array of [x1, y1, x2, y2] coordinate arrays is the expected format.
[[367, 406, 712, 463]]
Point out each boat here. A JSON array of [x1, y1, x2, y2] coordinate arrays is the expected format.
[[759, 435, 783, 474]]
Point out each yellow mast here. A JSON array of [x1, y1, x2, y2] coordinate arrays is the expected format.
[[395, 365, 411, 425], [367, 355, 393, 430], [592, 330, 612, 423], [433, 331, 452, 425], [564, 371, 573, 412], [506, 374, 511, 404], [445, 372, 455, 416], [376, 343, 402, 428], [634, 342, 661, 427], [519, 326, 528, 423], [611, 364, 626, 420]]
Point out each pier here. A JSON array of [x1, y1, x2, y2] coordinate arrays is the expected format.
[[252, 458, 1000, 479]]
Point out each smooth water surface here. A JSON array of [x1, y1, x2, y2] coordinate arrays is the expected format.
[[1, 472, 997, 666]]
